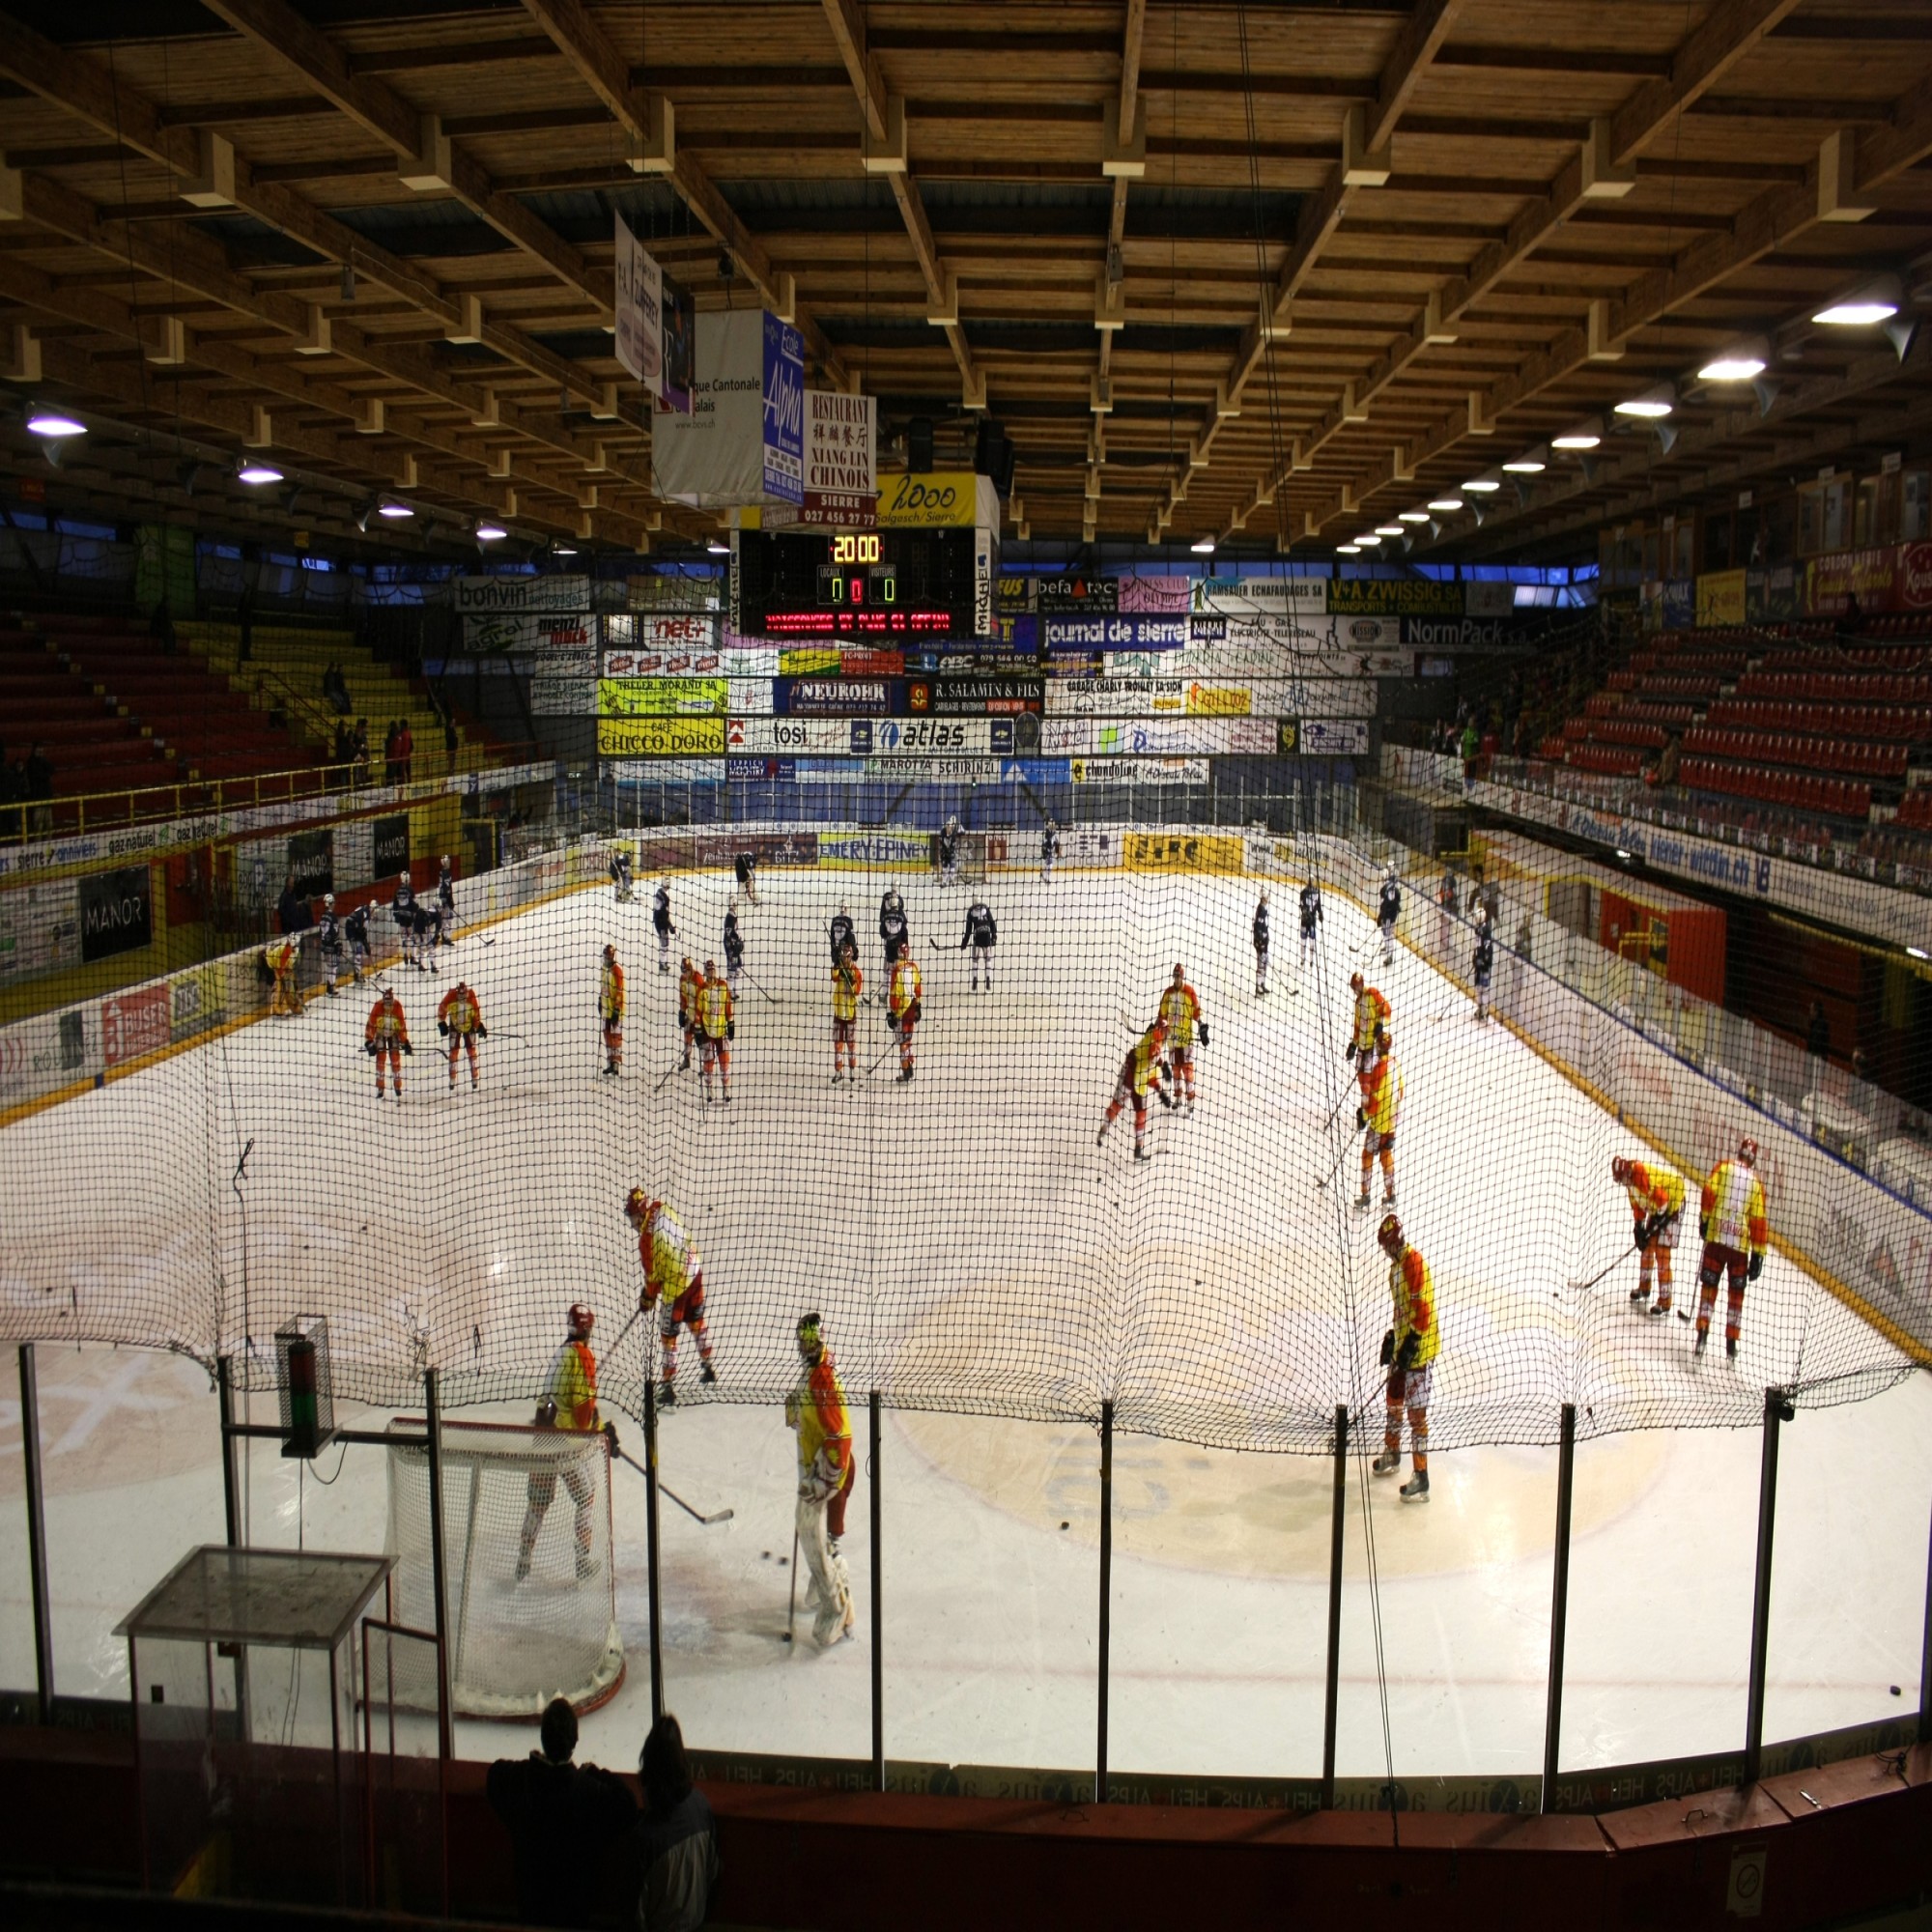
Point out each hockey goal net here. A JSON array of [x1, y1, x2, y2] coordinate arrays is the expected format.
[[933, 831, 988, 884], [384, 1418, 625, 1719]]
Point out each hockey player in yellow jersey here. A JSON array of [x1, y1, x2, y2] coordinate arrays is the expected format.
[[1098, 1019, 1170, 1161], [599, 944, 625, 1077], [1355, 1026, 1404, 1208], [515, 1301, 610, 1582], [696, 958, 733, 1105], [1373, 1214, 1438, 1503], [1696, 1137, 1770, 1359], [625, 1188, 717, 1406], [1347, 972, 1391, 1063], [1157, 963, 1208, 1111], [787, 1312, 856, 1647], [831, 943, 863, 1083], [888, 950, 923, 1082], [677, 956, 702, 1071], [1612, 1154, 1686, 1317], [266, 934, 302, 1016]]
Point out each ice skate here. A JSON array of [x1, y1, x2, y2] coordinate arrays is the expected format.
[[895, 1068, 912, 1084], [658, 1380, 677, 1409], [1372, 1448, 1401, 1476], [1646, 1299, 1672, 1319], [1694, 1326, 1709, 1354], [1400, 1470, 1430, 1503], [1133, 1144, 1149, 1160], [700, 1363, 717, 1385], [1725, 1337, 1738, 1360], [832, 1070, 843, 1084], [1630, 1287, 1650, 1306], [1354, 1188, 1371, 1208]]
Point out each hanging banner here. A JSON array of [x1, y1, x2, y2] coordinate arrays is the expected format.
[[1039, 613, 1190, 651], [462, 611, 595, 654], [652, 309, 798, 508], [659, 278, 694, 414], [1117, 575, 1192, 612], [613, 213, 662, 392], [875, 471, 998, 529], [597, 716, 726, 756], [599, 676, 729, 717], [801, 388, 876, 526]]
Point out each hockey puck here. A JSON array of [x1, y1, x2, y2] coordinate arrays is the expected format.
[[1891, 1685, 1902, 1696], [1060, 1521, 1069, 1530], [782, 1633, 793, 1643]]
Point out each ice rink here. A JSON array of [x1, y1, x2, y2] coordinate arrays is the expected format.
[[2, 855, 1927, 1784]]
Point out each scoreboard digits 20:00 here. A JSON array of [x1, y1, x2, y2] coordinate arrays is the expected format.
[[733, 527, 983, 638]]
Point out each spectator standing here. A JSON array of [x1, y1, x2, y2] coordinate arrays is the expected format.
[[352, 718, 370, 786], [1805, 1000, 1831, 1065], [25, 742, 54, 832], [485, 1697, 637, 1929], [444, 713, 460, 773], [276, 869, 312, 938], [398, 718, 414, 782], [383, 721, 401, 785], [626, 1715, 719, 1932], [1459, 718, 1480, 794]]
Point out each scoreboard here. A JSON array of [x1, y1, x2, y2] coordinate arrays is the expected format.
[[733, 526, 990, 639]]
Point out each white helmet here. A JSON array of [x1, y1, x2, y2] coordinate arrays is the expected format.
[[399, 870, 410, 883], [440, 854, 449, 866], [728, 894, 739, 911], [324, 893, 334, 909]]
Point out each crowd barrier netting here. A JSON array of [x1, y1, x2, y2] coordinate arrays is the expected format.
[[0, 810, 1923, 1456]]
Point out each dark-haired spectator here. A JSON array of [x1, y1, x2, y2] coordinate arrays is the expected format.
[[397, 718, 414, 782], [277, 869, 312, 938], [485, 1696, 636, 1929], [25, 742, 53, 832], [383, 720, 401, 786], [352, 718, 370, 786], [626, 1714, 718, 1932]]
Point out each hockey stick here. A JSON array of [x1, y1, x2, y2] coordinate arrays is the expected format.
[[736, 964, 781, 1006], [612, 1447, 734, 1524], [652, 1059, 684, 1094], [1320, 1082, 1356, 1137], [1315, 1123, 1364, 1190], [785, 1524, 799, 1644], [1567, 1236, 1641, 1295]]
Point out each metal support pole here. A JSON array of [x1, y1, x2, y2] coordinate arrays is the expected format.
[[1743, 1387, 1793, 1786], [869, 1390, 884, 1793], [644, 1378, 664, 1725], [1542, 1402, 1577, 1810], [215, 1355, 242, 1547], [1321, 1403, 1348, 1808], [1095, 1399, 1114, 1806], [18, 1347, 55, 1722], [422, 1368, 453, 1767], [1920, 1483, 1932, 1747]]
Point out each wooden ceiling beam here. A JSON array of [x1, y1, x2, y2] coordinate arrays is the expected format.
[[1608, 0, 1807, 161], [0, 8, 646, 433], [198, 0, 606, 312]]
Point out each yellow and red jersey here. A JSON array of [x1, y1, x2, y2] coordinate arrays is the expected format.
[[1702, 1158, 1768, 1256], [832, 959, 863, 1020], [678, 962, 702, 1024], [438, 984, 482, 1036], [1389, 1244, 1439, 1368], [1361, 1053, 1404, 1133], [600, 958, 626, 1023], [544, 1338, 598, 1431], [638, 1203, 700, 1307], [1351, 985, 1391, 1052], [795, 1349, 851, 1481], [267, 936, 298, 977], [1158, 980, 1201, 1048], [890, 955, 923, 1020], [365, 995, 409, 1047], [1623, 1159, 1685, 1224], [1121, 1026, 1166, 1096], [698, 975, 733, 1038]]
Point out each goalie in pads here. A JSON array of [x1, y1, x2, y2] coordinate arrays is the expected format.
[[787, 1312, 856, 1647], [516, 1302, 611, 1582]]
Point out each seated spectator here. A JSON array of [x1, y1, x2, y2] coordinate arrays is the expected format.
[[627, 1714, 718, 1932], [486, 1696, 637, 1929]]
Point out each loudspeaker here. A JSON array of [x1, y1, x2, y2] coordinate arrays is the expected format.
[[907, 415, 934, 473]]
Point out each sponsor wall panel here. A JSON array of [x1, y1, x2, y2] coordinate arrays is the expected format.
[[463, 611, 594, 653], [1125, 832, 1245, 872], [0, 877, 81, 988], [1070, 757, 1210, 784], [596, 716, 726, 756], [77, 865, 153, 962], [532, 675, 597, 716], [1695, 569, 1747, 627], [1327, 579, 1463, 616], [1299, 718, 1372, 755], [603, 759, 729, 784], [453, 574, 590, 615], [100, 981, 171, 1066], [1040, 613, 1191, 651], [598, 676, 730, 717]]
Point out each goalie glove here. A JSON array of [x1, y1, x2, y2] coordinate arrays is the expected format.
[[1396, 1331, 1421, 1372], [725, 1018, 734, 1039], [401, 1040, 413, 1055], [1378, 1328, 1395, 1367], [1197, 1022, 1209, 1047], [1345, 1042, 1357, 1064], [476, 1024, 488, 1037], [602, 1419, 619, 1453], [438, 1021, 448, 1036], [1747, 1252, 1764, 1281], [364, 1039, 378, 1056]]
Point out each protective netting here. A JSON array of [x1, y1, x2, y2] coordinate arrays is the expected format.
[[385, 1419, 623, 1718], [0, 818, 1922, 1458]]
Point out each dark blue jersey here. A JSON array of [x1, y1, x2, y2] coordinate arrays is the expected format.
[[1378, 881, 1402, 923], [723, 912, 744, 964], [1253, 903, 1270, 952], [1299, 884, 1321, 931], [652, 886, 672, 932], [962, 902, 996, 947]]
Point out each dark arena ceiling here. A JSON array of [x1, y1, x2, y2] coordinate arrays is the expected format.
[[0, 1, 1929, 560]]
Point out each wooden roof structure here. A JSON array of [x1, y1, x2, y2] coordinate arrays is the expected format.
[[1, 0, 1930, 562]]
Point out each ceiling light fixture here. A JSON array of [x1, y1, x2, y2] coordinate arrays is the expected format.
[[1501, 449, 1548, 473], [553, 544, 578, 556], [1189, 535, 1216, 554], [1551, 421, 1602, 450], [474, 522, 507, 542], [1462, 475, 1501, 493], [1426, 497, 1463, 512], [26, 405, 86, 438], [1397, 510, 1431, 523], [237, 462, 283, 486], [1336, 543, 1361, 554], [1614, 384, 1675, 419], [1813, 274, 1902, 327], [1375, 525, 1404, 537], [378, 501, 413, 519], [1697, 338, 1769, 383], [1355, 532, 1383, 545], [705, 538, 730, 555]]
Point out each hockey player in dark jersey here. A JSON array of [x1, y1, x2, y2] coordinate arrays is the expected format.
[[724, 896, 746, 993], [344, 900, 373, 981], [412, 898, 441, 974], [436, 855, 456, 946], [611, 847, 635, 902], [1299, 880, 1322, 969], [733, 848, 758, 904], [392, 870, 421, 970], [1252, 888, 1271, 996], [1471, 909, 1495, 1024], [937, 815, 960, 887], [879, 892, 910, 973], [652, 879, 675, 973], [1378, 864, 1402, 965], [828, 902, 857, 970], [960, 896, 997, 990], [1039, 818, 1060, 884], [315, 894, 344, 995]]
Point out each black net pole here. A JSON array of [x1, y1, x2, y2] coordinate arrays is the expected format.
[[1542, 1402, 1577, 1809], [1095, 1398, 1114, 1805], [644, 1378, 664, 1725], [1743, 1387, 1793, 1787], [1321, 1402, 1347, 1807], [423, 1367, 453, 1767], [869, 1389, 884, 1793], [1920, 1485, 1932, 1747], [18, 1347, 54, 1721], [215, 1354, 242, 1547]]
